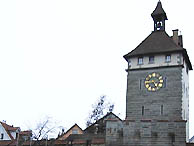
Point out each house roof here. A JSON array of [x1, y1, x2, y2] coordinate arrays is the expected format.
[[0, 122, 20, 131], [0, 122, 20, 140], [65, 124, 83, 134], [84, 112, 122, 132], [19, 130, 32, 136], [123, 30, 192, 70], [21, 138, 105, 146], [65, 134, 105, 144], [57, 123, 83, 140], [0, 140, 17, 146]]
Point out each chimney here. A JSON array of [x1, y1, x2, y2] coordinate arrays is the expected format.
[[172, 29, 183, 47], [172, 29, 179, 45]]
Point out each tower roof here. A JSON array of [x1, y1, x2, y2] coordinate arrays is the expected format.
[[123, 31, 192, 70], [151, 1, 167, 21], [124, 31, 182, 57]]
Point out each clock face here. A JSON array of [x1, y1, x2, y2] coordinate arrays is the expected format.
[[144, 72, 164, 92]]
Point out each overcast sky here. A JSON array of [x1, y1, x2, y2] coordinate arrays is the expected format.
[[0, 0, 194, 139]]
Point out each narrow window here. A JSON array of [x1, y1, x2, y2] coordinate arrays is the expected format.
[[163, 77, 167, 88], [165, 54, 171, 62], [183, 83, 185, 93], [149, 56, 154, 63], [16, 133, 18, 139], [142, 106, 144, 116], [161, 105, 163, 115], [186, 65, 189, 74], [172, 134, 175, 143], [138, 57, 143, 65], [1, 133, 3, 139], [169, 133, 175, 143], [184, 110, 186, 120], [128, 59, 131, 68], [139, 79, 142, 90]]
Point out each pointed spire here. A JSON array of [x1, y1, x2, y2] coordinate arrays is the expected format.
[[151, 1, 167, 20], [151, 1, 168, 31]]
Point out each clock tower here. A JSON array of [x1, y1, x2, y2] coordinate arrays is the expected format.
[[122, 1, 192, 146]]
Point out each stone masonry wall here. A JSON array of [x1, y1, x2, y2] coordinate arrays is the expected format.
[[126, 66, 183, 121], [123, 120, 186, 146], [106, 120, 186, 146]]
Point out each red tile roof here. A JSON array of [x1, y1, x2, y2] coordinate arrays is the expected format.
[[0, 140, 17, 146], [20, 130, 32, 135]]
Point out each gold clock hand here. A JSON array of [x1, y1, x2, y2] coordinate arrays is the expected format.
[[145, 80, 152, 83]]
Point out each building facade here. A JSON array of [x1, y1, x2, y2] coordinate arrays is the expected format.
[[0, 121, 20, 141], [106, 1, 192, 146]]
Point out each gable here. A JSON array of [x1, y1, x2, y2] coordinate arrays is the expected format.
[[0, 122, 20, 141], [0, 123, 12, 140], [58, 124, 83, 140], [84, 112, 122, 134]]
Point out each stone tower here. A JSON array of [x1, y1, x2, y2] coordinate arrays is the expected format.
[[106, 1, 192, 146]]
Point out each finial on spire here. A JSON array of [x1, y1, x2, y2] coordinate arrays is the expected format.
[[151, 1, 167, 31]]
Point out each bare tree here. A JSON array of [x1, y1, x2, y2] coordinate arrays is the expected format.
[[86, 95, 114, 127], [33, 117, 54, 141], [31, 116, 64, 146]]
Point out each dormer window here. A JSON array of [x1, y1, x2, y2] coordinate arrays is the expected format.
[[138, 57, 143, 65], [149, 56, 154, 64], [165, 54, 171, 62]]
